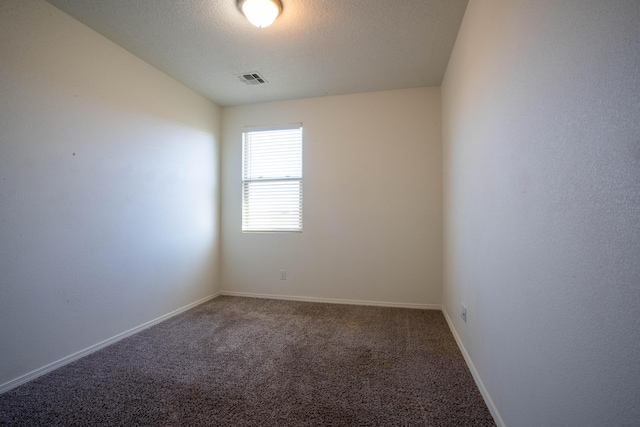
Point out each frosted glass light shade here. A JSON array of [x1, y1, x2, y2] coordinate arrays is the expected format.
[[239, 0, 282, 28]]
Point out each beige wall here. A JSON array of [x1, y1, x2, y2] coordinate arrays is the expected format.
[[0, 0, 221, 389], [442, 0, 640, 425], [9, 2, 638, 424], [221, 88, 442, 307]]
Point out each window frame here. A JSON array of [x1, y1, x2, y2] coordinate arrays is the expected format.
[[241, 124, 303, 233]]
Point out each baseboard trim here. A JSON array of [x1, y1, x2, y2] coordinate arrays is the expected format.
[[442, 307, 506, 427], [220, 291, 440, 310], [2, 290, 504, 427], [0, 292, 221, 394]]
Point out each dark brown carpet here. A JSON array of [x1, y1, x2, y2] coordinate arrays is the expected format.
[[0, 296, 495, 426]]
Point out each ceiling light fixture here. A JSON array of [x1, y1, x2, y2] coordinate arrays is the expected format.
[[238, 0, 282, 28]]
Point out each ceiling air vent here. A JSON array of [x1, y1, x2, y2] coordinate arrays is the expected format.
[[236, 72, 268, 85]]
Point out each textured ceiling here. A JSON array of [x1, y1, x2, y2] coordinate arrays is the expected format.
[[46, 0, 468, 107]]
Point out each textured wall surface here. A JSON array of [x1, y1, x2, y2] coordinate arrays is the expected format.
[[0, 0, 221, 388], [442, 0, 640, 425], [221, 88, 442, 306]]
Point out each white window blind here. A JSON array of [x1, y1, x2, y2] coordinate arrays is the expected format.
[[242, 125, 303, 232]]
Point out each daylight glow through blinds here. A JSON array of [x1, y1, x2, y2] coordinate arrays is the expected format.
[[242, 125, 302, 232]]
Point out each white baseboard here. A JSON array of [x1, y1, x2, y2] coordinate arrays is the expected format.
[[220, 290, 441, 310], [2, 290, 504, 427], [0, 292, 221, 394], [442, 307, 506, 427]]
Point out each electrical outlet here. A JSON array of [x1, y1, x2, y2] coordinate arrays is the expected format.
[[461, 304, 467, 323], [280, 270, 286, 280]]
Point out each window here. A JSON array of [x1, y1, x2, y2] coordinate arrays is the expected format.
[[242, 125, 303, 232]]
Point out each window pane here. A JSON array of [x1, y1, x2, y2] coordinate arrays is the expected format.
[[243, 128, 302, 180], [242, 126, 303, 232]]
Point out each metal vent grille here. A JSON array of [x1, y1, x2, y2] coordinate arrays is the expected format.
[[236, 72, 268, 85]]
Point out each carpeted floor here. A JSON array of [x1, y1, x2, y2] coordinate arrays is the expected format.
[[0, 296, 495, 426]]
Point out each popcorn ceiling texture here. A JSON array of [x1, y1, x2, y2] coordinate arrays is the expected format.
[[45, 0, 468, 106], [0, 297, 495, 426]]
